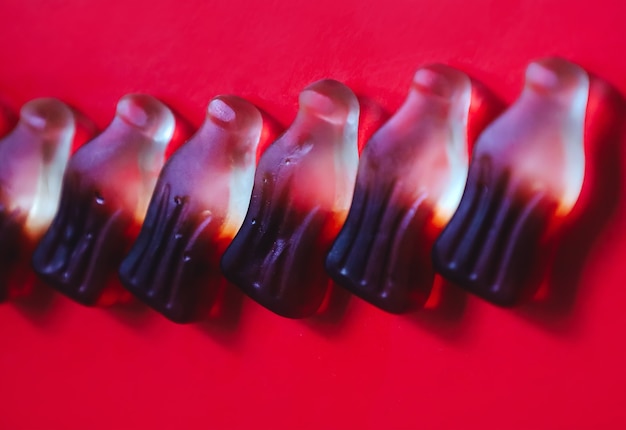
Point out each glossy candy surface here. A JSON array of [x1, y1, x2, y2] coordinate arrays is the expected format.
[[221, 79, 359, 318], [32, 94, 175, 306], [119, 96, 263, 323], [326, 65, 472, 313], [0, 98, 74, 301], [432, 58, 589, 306]]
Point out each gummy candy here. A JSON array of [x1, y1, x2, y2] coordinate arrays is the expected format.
[[0, 98, 74, 301], [32, 94, 175, 306], [326, 65, 472, 314], [432, 58, 589, 306], [221, 79, 359, 318], [119, 96, 263, 323]]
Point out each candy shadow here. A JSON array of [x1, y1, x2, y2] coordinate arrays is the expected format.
[[355, 94, 391, 152], [518, 77, 625, 333], [106, 296, 156, 330], [106, 279, 245, 342], [241, 95, 286, 150], [407, 278, 469, 341], [66, 104, 99, 152], [465, 77, 507, 149], [255, 107, 284, 159], [304, 282, 354, 337], [196, 280, 245, 347], [12, 280, 60, 328]]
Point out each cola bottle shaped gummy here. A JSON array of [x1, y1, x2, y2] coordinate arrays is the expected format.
[[221, 79, 359, 318], [432, 58, 589, 306], [119, 96, 263, 323], [326, 65, 472, 314], [32, 94, 175, 306], [0, 99, 74, 301]]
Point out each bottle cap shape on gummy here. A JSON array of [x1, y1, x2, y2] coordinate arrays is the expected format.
[[221, 79, 360, 318], [0, 98, 75, 301], [119, 95, 263, 323], [432, 57, 589, 306], [326, 65, 472, 314], [32, 94, 175, 306]]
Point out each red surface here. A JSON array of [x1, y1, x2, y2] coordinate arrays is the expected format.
[[1, 0, 626, 428]]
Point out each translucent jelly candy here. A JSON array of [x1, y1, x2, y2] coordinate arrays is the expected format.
[[432, 58, 589, 306], [326, 65, 472, 314], [119, 96, 263, 323], [32, 94, 175, 306], [0, 99, 74, 301], [221, 80, 359, 318]]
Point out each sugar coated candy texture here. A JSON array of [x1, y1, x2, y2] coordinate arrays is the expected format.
[[32, 94, 175, 306], [432, 58, 589, 306], [221, 79, 359, 318], [326, 65, 472, 314], [0, 99, 74, 301], [119, 96, 263, 323]]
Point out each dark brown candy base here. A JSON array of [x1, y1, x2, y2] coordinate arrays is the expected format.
[[32, 180, 131, 306], [221, 194, 332, 319], [326, 183, 435, 314], [119, 184, 223, 323], [432, 166, 557, 306]]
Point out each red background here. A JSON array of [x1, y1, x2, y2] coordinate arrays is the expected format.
[[1, 0, 625, 428]]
